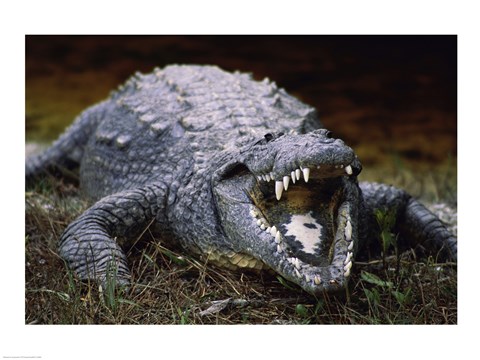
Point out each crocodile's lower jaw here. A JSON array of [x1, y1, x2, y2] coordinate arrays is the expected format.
[[246, 169, 355, 292]]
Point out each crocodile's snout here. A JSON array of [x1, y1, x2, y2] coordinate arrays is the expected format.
[[242, 129, 359, 200]]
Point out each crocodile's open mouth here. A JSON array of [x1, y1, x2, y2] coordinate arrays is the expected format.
[[247, 164, 357, 292], [214, 159, 359, 294]]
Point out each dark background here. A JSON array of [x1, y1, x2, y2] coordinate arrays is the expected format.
[[25, 35, 457, 171]]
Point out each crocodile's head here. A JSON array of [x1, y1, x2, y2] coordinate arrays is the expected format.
[[212, 129, 362, 295]]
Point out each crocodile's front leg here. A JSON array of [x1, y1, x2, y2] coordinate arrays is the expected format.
[[58, 182, 168, 286], [359, 182, 457, 261]]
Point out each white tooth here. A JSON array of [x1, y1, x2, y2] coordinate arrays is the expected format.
[[340, 164, 344, 168], [270, 172, 275, 179], [275, 231, 281, 243], [266, 227, 271, 233], [256, 219, 262, 226], [249, 209, 258, 218], [345, 220, 352, 241], [261, 175, 267, 181], [302, 168, 310, 182], [270, 226, 277, 236], [294, 268, 302, 278], [317, 165, 321, 169], [277, 244, 283, 253], [295, 169, 301, 180], [348, 240, 354, 251], [275, 181, 284, 200], [283, 176, 290, 191], [345, 165, 353, 175], [265, 174, 271, 182], [344, 268, 351, 277], [257, 176, 262, 181], [344, 251, 353, 265], [305, 274, 311, 282], [314, 275, 321, 285], [344, 261, 352, 272], [291, 171, 296, 184], [260, 223, 266, 230]]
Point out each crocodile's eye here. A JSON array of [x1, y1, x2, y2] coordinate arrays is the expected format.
[[325, 130, 333, 138], [264, 133, 274, 142]]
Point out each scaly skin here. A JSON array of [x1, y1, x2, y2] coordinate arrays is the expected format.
[[25, 65, 456, 295]]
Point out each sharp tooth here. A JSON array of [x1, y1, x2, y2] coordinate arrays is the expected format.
[[314, 275, 321, 285], [275, 181, 284, 200], [270, 226, 277, 236], [266, 227, 271, 233], [257, 176, 262, 181], [294, 268, 301, 278], [260, 223, 266, 230], [345, 165, 353, 175], [344, 268, 351, 277], [305, 274, 311, 282], [265, 174, 271, 182], [291, 171, 296, 184], [344, 251, 353, 265], [345, 220, 352, 241], [295, 169, 301, 180], [348, 240, 354, 251], [283, 176, 290, 191], [302, 167, 310, 182], [275, 231, 281, 243], [261, 174, 267, 181], [277, 244, 283, 253], [249, 209, 258, 218], [344, 261, 352, 272], [256, 219, 262, 226]]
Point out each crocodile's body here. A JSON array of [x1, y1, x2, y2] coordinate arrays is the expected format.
[[25, 65, 456, 295]]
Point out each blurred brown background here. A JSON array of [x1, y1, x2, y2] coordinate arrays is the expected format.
[[25, 35, 456, 180]]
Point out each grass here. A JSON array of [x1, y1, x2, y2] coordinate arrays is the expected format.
[[25, 159, 457, 325]]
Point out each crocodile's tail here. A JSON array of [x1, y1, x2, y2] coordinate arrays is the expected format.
[[360, 182, 457, 262], [26, 101, 108, 187]]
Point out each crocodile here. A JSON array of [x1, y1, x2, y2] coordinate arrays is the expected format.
[[25, 64, 457, 295]]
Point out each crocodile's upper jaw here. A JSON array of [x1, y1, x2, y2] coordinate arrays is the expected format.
[[213, 155, 361, 295]]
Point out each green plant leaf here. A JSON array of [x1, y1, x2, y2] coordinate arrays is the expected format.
[[295, 304, 309, 318], [361, 271, 393, 288]]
